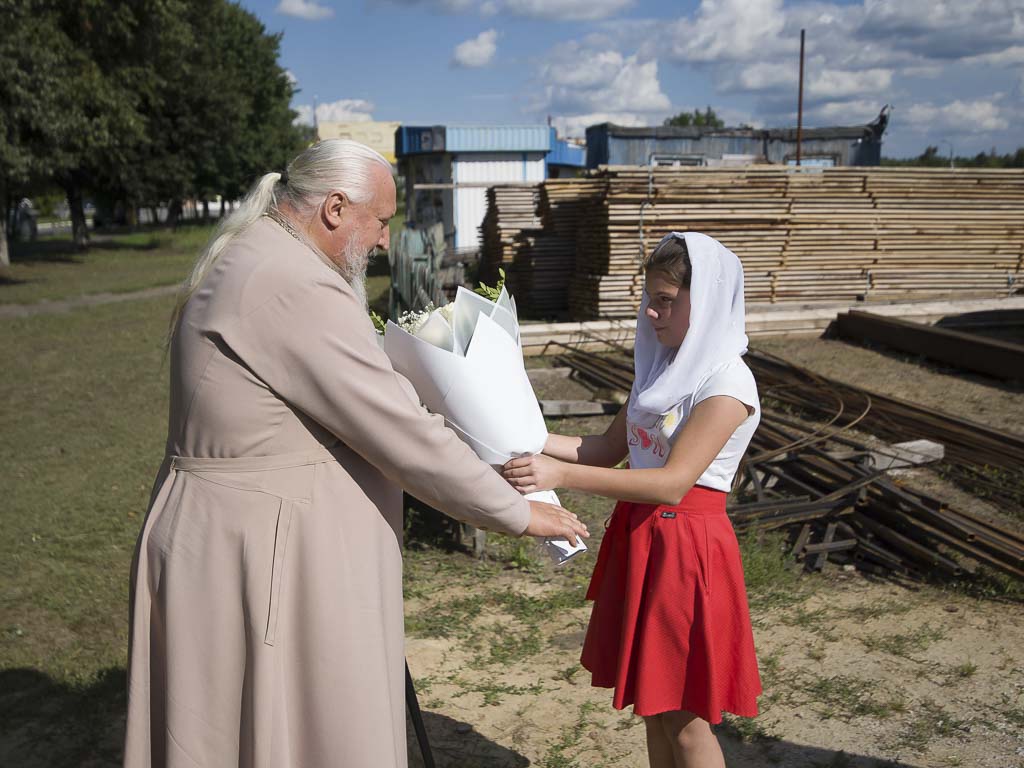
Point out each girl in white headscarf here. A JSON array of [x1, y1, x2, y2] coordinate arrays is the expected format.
[[504, 232, 762, 768]]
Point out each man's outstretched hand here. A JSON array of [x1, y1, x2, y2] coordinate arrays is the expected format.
[[523, 500, 589, 546]]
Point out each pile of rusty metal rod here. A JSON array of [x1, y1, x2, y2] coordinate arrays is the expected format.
[[550, 343, 1024, 581], [744, 349, 1024, 510]]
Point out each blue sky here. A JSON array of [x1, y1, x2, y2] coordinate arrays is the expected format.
[[241, 0, 1024, 157]]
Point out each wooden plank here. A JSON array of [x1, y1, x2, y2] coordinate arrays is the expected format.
[[835, 310, 1024, 380]]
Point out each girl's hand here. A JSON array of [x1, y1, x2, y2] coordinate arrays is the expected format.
[[502, 454, 566, 494]]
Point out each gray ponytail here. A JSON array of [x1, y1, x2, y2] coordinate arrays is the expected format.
[[167, 139, 392, 342]]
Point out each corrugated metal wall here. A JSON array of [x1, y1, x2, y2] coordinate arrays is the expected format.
[[452, 153, 545, 250], [446, 126, 550, 153], [397, 125, 552, 155], [587, 126, 881, 168]]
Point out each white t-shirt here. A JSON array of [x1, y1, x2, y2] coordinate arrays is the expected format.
[[627, 357, 760, 492]]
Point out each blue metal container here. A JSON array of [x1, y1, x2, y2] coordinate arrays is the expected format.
[[546, 128, 586, 169], [396, 125, 551, 157]]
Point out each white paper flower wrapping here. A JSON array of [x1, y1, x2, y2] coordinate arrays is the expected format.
[[383, 286, 587, 564]]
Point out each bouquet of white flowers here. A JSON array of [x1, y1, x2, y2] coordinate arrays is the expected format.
[[380, 283, 587, 565]]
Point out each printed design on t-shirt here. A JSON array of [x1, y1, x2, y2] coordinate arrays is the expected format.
[[628, 423, 667, 459]]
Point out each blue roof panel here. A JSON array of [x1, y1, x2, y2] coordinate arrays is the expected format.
[[396, 125, 551, 156]]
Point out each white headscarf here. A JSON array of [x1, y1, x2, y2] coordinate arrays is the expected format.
[[630, 231, 748, 417]]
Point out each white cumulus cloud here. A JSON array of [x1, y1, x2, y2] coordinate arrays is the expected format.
[[501, 0, 633, 21], [453, 29, 498, 68], [536, 40, 672, 138], [293, 99, 375, 126], [806, 99, 886, 124], [807, 68, 893, 100], [539, 45, 670, 114], [550, 112, 646, 139], [669, 0, 789, 64], [276, 0, 333, 20], [903, 97, 1010, 134]]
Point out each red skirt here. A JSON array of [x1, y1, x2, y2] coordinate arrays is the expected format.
[[580, 487, 762, 722]]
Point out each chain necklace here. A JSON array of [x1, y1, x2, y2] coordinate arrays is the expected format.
[[264, 209, 343, 277]]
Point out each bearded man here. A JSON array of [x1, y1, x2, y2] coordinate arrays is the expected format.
[[123, 139, 587, 768]]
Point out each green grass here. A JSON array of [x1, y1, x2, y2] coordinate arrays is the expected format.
[[860, 623, 946, 659], [1, 296, 172, 681], [537, 701, 602, 768], [4, 216, 403, 311], [0, 294, 172, 766], [737, 531, 807, 613], [803, 675, 908, 721], [894, 699, 969, 752], [2, 226, 213, 305]]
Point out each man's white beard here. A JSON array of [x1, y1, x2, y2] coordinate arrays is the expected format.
[[338, 233, 371, 310]]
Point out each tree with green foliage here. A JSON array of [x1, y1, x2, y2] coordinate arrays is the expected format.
[[0, 0, 94, 262], [882, 145, 1024, 168], [189, 1, 306, 207], [663, 107, 726, 129], [1, 0, 306, 256]]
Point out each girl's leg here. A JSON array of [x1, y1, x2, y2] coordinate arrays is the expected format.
[[643, 714, 675, 768], [658, 710, 725, 768]]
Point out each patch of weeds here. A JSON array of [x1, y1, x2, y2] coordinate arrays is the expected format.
[[782, 606, 838, 641], [895, 699, 969, 752], [861, 623, 945, 659], [807, 644, 827, 662], [940, 568, 1024, 602], [756, 651, 799, 711], [485, 622, 543, 665], [942, 660, 978, 685], [838, 600, 913, 622], [404, 594, 486, 639], [614, 713, 642, 731], [556, 663, 582, 684], [493, 587, 587, 622], [719, 713, 777, 743], [738, 532, 808, 612], [804, 674, 907, 721], [410, 674, 436, 696], [450, 677, 544, 707], [996, 692, 1024, 730], [489, 535, 544, 571], [759, 650, 783, 687], [538, 701, 601, 768]]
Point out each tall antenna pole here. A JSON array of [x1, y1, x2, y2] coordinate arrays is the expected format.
[[796, 28, 805, 166]]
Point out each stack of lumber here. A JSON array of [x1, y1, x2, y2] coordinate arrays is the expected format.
[[477, 185, 541, 285], [508, 179, 606, 317], [568, 166, 1024, 318], [478, 179, 606, 317]]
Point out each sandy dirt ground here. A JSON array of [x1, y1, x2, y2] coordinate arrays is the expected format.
[[402, 335, 1024, 768], [404, 562, 1024, 768]]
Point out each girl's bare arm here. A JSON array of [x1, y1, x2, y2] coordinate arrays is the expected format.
[[542, 405, 629, 468], [506, 396, 748, 506]]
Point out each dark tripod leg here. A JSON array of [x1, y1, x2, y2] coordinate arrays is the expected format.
[[406, 660, 436, 768]]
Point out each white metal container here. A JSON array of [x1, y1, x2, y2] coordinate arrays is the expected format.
[[452, 153, 545, 251]]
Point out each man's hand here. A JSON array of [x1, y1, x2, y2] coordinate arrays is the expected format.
[[503, 454, 567, 494], [523, 500, 589, 546]]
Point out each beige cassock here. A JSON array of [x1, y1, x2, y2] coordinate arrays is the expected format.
[[124, 217, 530, 768]]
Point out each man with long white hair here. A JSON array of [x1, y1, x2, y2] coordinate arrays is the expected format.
[[123, 139, 588, 768]]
